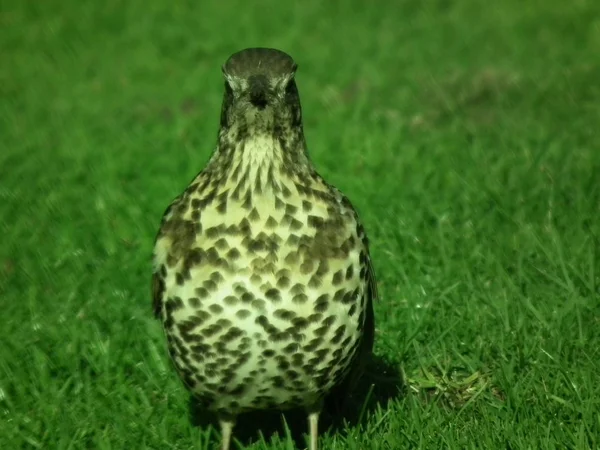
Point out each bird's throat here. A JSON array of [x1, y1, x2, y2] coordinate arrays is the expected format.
[[231, 134, 284, 194], [211, 123, 311, 199]]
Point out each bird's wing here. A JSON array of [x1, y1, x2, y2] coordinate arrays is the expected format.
[[325, 204, 378, 414], [365, 235, 378, 302], [150, 167, 214, 320], [152, 271, 164, 319], [325, 267, 376, 415], [151, 200, 178, 320]]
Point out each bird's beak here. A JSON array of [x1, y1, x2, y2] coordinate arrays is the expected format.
[[248, 74, 270, 110]]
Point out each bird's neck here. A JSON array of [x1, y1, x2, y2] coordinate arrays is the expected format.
[[207, 122, 313, 196]]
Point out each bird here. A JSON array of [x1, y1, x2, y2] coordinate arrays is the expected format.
[[151, 47, 377, 450]]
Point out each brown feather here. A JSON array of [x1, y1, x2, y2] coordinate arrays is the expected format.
[[152, 271, 164, 319], [325, 252, 377, 414]]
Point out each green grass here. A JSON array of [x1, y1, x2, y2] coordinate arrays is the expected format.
[[1, 0, 599, 448]]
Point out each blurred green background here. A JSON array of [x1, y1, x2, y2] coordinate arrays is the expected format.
[[1, 0, 599, 448]]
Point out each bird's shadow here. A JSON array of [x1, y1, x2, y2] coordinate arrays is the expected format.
[[189, 354, 404, 448]]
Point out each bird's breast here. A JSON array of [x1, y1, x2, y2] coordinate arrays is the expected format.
[[155, 182, 369, 412]]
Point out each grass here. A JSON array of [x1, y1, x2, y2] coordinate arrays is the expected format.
[[1, 0, 599, 448]]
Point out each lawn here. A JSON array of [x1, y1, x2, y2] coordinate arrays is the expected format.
[[1, 0, 599, 448]]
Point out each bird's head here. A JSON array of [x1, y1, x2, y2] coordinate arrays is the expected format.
[[220, 48, 302, 131]]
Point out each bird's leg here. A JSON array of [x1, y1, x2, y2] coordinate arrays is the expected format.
[[306, 401, 323, 450], [219, 415, 236, 450], [308, 411, 319, 450]]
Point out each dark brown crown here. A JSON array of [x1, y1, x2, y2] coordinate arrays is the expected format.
[[223, 48, 297, 79]]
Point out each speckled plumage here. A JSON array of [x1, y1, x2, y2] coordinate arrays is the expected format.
[[152, 48, 377, 450]]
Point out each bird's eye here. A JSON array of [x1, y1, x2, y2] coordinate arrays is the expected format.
[[284, 79, 296, 97]]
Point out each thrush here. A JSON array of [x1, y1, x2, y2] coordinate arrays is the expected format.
[[152, 47, 377, 450]]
